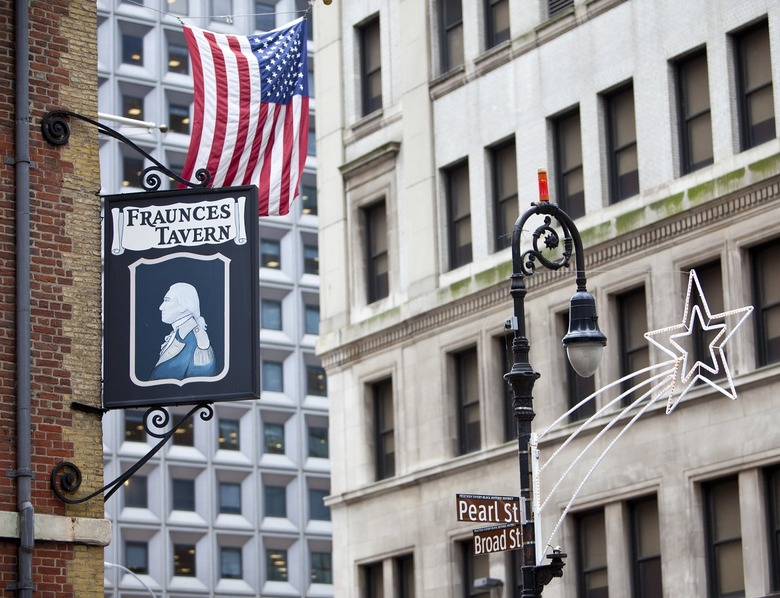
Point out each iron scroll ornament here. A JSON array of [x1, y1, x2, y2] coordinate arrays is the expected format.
[[40, 109, 211, 191], [51, 403, 213, 505]]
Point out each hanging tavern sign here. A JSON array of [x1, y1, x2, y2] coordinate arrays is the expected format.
[[103, 186, 260, 410]]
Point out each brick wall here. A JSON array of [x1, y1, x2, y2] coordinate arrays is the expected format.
[[0, 0, 104, 596]]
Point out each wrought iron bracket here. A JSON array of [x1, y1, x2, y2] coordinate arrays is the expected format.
[[51, 403, 214, 505], [40, 109, 211, 191]]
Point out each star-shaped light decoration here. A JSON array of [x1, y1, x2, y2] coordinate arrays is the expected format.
[[644, 270, 753, 414]]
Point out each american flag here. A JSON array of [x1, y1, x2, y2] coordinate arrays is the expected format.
[[180, 17, 309, 216]]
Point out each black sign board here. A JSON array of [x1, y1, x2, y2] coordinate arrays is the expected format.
[[103, 186, 260, 409]]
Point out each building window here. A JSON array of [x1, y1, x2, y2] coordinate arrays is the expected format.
[[362, 562, 383, 598], [306, 364, 327, 396], [553, 108, 585, 219], [766, 466, 780, 591], [311, 551, 332, 585], [125, 541, 149, 575], [630, 496, 663, 597], [688, 261, 724, 378], [395, 554, 415, 598], [304, 244, 319, 275], [261, 239, 281, 269], [618, 287, 649, 404], [220, 546, 242, 579], [373, 378, 395, 480], [359, 16, 382, 116], [304, 304, 320, 335], [704, 477, 744, 597], [167, 41, 189, 74], [173, 419, 194, 446], [499, 335, 515, 442], [576, 509, 608, 598], [124, 410, 146, 442], [219, 482, 241, 514], [445, 161, 472, 270], [751, 239, 780, 366], [174, 544, 196, 577], [261, 299, 283, 330], [455, 347, 480, 455], [365, 201, 389, 303], [267, 548, 288, 582], [168, 103, 191, 135], [264, 422, 285, 454], [172, 478, 195, 511], [264, 484, 286, 518], [605, 83, 639, 203], [122, 94, 144, 121], [124, 475, 147, 509], [309, 487, 330, 520], [676, 50, 713, 174], [308, 114, 316, 156], [262, 360, 284, 392], [735, 20, 776, 150], [301, 175, 318, 215], [218, 419, 240, 451], [548, 0, 573, 17], [485, 0, 509, 49], [440, 0, 464, 73], [560, 313, 596, 422], [122, 156, 144, 188], [460, 539, 490, 597], [121, 34, 144, 66], [308, 426, 329, 458], [255, 1, 275, 31], [491, 139, 518, 252]]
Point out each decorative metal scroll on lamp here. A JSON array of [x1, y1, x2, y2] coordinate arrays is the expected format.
[[41, 109, 216, 504]]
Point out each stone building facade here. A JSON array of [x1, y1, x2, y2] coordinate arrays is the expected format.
[[0, 1, 109, 596], [314, 0, 780, 596]]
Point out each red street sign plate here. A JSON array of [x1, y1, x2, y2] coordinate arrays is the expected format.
[[472, 523, 523, 555], [456, 493, 520, 524]]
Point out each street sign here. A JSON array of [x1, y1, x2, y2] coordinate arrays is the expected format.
[[472, 523, 523, 555], [456, 493, 520, 524]]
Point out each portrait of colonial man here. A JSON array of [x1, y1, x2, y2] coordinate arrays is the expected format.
[[148, 282, 217, 381]]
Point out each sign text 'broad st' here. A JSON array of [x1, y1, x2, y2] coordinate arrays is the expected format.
[[473, 523, 523, 555]]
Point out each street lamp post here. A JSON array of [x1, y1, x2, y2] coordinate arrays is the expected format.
[[504, 170, 607, 596]]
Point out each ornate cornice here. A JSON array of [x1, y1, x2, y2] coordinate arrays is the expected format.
[[321, 174, 780, 370]]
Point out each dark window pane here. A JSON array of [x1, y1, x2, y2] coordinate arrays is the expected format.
[[491, 140, 518, 251], [549, 0, 574, 17], [264, 422, 285, 454], [677, 51, 713, 173], [262, 360, 284, 392], [122, 34, 144, 65], [123, 156, 144, 188], [168, 41, 189, 74], [455, 347, 480, 454], [736, 21, 776, 150], [305, 304, 320, 335], [221, 546, 242, 579], [124, 410, 146, 442], [577, 510, 608, 598], [374, 378, 395, 480], [172, 478, 195, 511], [311, 551, 332, 584], [766, 466, 780, 590], [267, 548, 288, 582], [173, 544, 196, 577], [125, 541, 148, 575], [306, 365, 327, 396], [168, 103, 191, 134], [365, 201, 389, 302], [261, 299, 283, 330], [265, 484, 286, 517], [122, 95, 144, 121], [752, 239, 780, 366], [630, 497, 663, 597], [308, 426, 329, 458], [554, 109, 585, 219], [173, 419, 194, 446], [485, 0, 509, 49], [219, 482, 241, 514], [618, 287, 649, 405], [704, 477, 744, 597], [255, 2, 275, 31], [304, 244, 319, 275], [309, 487, 330, 520], [261, 239, 281, 269], [124, 475, 147, 509], [218, 419, 240, 451], [360, 17, 382, 116], [440, 0, 464, 72], [446, 162, 472, 270], [606, 84, 639, 203]]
